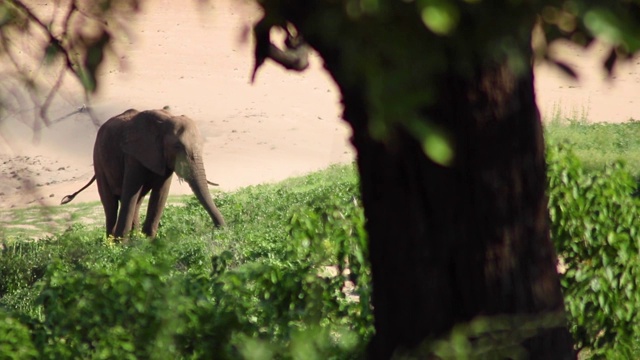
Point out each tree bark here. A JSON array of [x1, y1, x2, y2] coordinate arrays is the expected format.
[[339, 58, 573, 359], [343, 64, 575, 359]]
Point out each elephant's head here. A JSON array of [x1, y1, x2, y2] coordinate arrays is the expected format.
[[121, 109, 225, 227]]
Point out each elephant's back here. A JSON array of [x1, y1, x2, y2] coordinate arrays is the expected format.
[[100, 109, 140, 127]]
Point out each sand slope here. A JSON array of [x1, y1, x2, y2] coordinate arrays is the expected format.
[[0, 1, 639, 210]]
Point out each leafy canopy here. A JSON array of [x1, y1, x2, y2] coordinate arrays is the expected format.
[[249, 0, 640, 163]]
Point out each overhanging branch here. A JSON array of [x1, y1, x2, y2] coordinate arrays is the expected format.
[[11, 0, 77, 73], [251, 16, 310, 82]]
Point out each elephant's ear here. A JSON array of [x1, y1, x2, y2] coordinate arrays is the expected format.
[[121, 113, 167, 177]]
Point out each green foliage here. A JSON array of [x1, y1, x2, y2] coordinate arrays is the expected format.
[[547, 143, 640, 358], [0, 309, 37, 359], [0, 164, 371, 359], [36, 246, 179, 359], [7, 142, 640, 358], [545, 119, 640, 177], [399, 313, 568, 359]]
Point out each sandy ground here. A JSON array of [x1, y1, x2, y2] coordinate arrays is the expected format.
[[1, 0, 639, 212], [535, 40, 640, 122]]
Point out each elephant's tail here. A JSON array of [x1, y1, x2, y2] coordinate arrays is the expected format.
[[60, 175, 96, 205]]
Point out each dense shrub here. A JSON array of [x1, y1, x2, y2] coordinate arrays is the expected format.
[[0, 165, 371, 359], [36, 247, 179, 359], [548, 144, 640, 358], [4, 151, 640, 358], [0, 309, 37, 359]]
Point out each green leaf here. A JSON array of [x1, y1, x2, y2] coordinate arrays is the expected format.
[[44, 41, 60, 64], [424, 132, 454, 166], [405, 119, 454, 166], [76, 66, 96, 92], [587, 8, 640, 52], [419, 0, 459, 35]]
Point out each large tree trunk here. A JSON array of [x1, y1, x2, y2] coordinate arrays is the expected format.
[[257, 2, 575, 358], [336, 58, 574, 359], [343, 64, 574, 359]]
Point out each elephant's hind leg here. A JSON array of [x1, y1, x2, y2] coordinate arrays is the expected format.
[[97, 179, 118, 237]]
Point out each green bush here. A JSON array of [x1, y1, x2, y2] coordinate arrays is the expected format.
[[0, 310, 37, 359], [0, 238, 59, 299], [0, 165, 371, 359], [10, 151, 640, 358], [36, 245, 178, 359], [547, 144, 640, 358]]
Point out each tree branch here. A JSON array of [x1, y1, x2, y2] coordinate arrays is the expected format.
[[11, 0, 78, 73], [251, 16, 310, 82], [39, 68, 66, 127]]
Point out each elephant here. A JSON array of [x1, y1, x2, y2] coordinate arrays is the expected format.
[[61, 108, 225, 238]]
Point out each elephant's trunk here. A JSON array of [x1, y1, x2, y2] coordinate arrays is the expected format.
[[183, 156, 226, 228]]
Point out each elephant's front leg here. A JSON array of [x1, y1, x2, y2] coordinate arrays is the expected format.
[[132, 186, 152, 231], [143, 175, 173, 237], [114, 161, 146, 238]]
